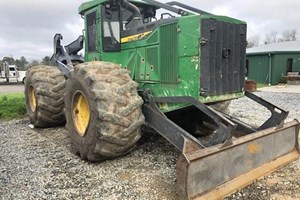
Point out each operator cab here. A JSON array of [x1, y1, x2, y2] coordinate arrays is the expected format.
[[121, 3, 157, 29], [100, 0, 176, 52], [78, 0, 192, 60]]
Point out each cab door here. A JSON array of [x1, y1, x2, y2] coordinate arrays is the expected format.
[[84, 7, 101, 61]]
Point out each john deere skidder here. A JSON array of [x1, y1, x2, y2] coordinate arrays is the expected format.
[[25, 0, 300, 199]]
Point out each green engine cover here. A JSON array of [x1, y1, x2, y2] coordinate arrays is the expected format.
[[81, 1, 247, 112]]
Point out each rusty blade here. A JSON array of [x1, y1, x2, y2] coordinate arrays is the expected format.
[[177, 119, 300, 200]]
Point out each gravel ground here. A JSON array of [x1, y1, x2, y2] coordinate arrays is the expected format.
[[1, 90, 300, 200], [225, 91, 300, 200]]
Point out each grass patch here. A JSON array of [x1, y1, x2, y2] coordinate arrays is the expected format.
[[0, 93, 27, 120], [257, 83, 268, 88]]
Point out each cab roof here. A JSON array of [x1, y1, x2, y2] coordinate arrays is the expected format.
[[79, 0, 150, 15]]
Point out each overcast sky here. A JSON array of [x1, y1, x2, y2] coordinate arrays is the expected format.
[[1, 0, 300, 60]]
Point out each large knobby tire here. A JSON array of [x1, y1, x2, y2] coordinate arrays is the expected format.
[[64, 61, 145, 161], [25, 65, 66, 127]]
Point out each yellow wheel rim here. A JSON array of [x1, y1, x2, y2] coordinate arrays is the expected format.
[[72, 91, 90, 137], [28, 85, 37, 112]]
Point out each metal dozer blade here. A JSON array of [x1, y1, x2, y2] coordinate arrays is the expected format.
[[177, 120, 299, 199], [142, 91, 300, 200]]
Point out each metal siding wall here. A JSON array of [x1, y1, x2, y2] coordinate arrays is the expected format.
[[272, 55, 284, 85], [248, 53, 300, 85], [247, 55, 270, 84], [272, 53, 300, 84], [294, 54, 300, 72]]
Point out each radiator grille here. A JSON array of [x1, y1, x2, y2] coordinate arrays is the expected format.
[[86, 11, 98, 52], [160, 23, 178, 83]]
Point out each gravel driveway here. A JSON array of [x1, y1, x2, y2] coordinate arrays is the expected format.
[[1, 90, 300, 200], [0, 81, 24, 94]]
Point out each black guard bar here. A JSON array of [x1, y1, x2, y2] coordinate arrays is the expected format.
[[50, 33, 84, 77], [166, 1, 212, 15], [141, 0, 189, 16], [140, 90, 237, 151], [140, 90, 289, 152], [220, 91, 289, 137]]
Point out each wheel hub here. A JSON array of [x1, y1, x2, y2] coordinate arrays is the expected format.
[[72, 91, 90, 137], [28, 85, 37, 112]]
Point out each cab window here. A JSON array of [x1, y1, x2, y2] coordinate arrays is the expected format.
[[102, 3, 121, 52]]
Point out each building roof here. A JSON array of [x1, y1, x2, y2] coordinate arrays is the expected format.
[[247, 40, 300, 55]]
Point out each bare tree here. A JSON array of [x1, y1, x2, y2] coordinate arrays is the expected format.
[[264, 31, 278, 44], [247, 35, 260, 48], [278, 29, 297, 42]]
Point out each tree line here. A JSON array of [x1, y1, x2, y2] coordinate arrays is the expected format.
[[247, 29, 298, 48], [0, 56, 51, 70]]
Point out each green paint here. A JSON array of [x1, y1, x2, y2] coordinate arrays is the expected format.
[[247, 53, 300, 85], [247, 55, 271, 84], [80, 0, 246, 112]]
